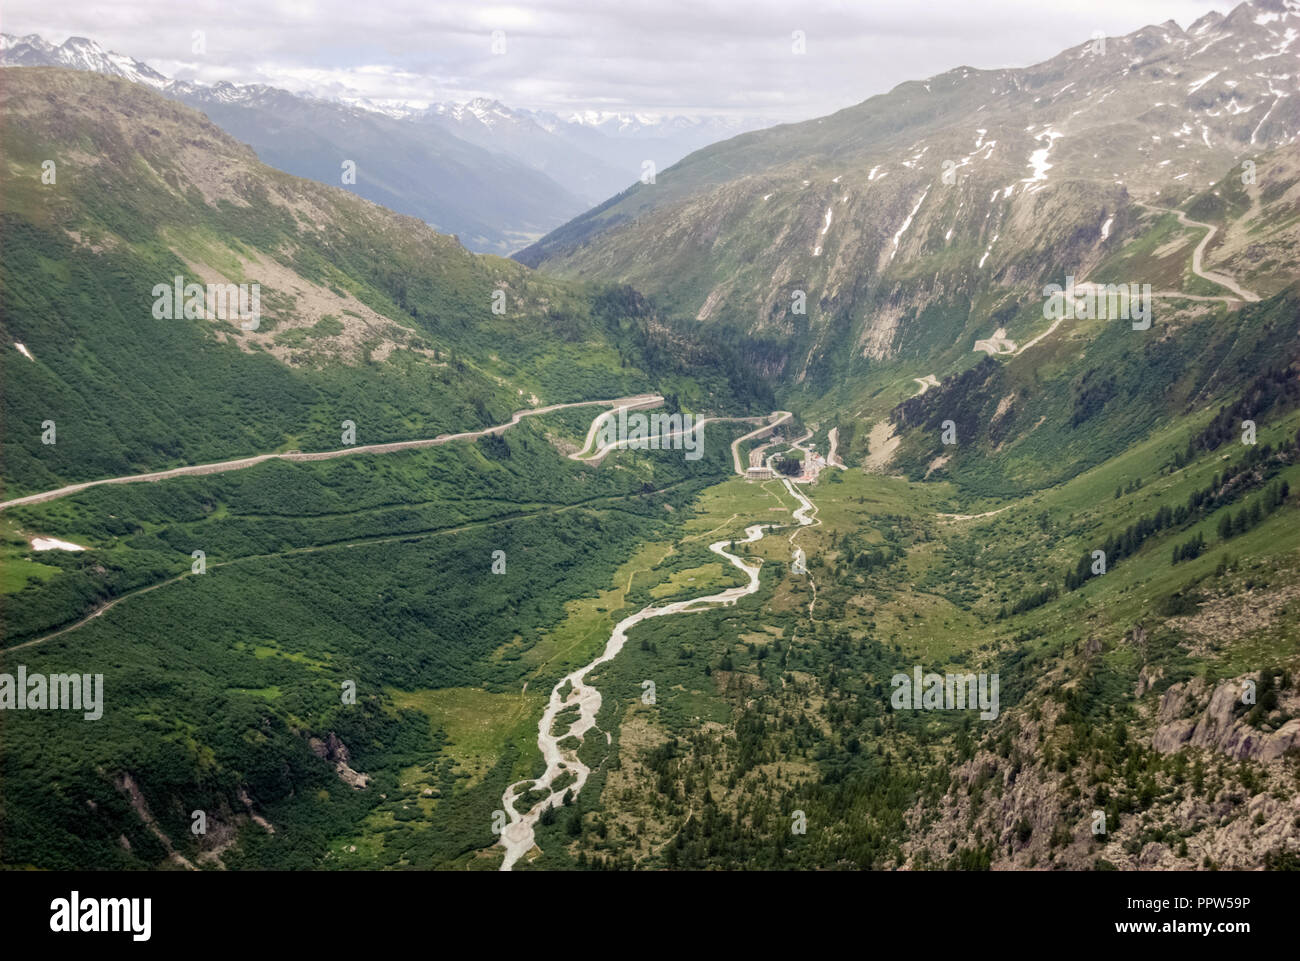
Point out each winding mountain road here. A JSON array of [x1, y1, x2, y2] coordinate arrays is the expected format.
[[729, 411, 793, 473], [575, 410, 776, 467], [972, 204, 1262, 363], [567, 394, 668, 461], [1138, 202, 1261, 303], [0, 395, 665, 513]]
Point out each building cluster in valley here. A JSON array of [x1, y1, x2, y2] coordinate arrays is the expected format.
[[745, 433, 830, 483]]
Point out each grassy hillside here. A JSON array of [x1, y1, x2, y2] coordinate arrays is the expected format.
[[0, 69, 773, 870], [512, 400, 1300, 871], [0, 69, 770, 496], [884, 287, 1300, 496], [0, 412, 758, 869]]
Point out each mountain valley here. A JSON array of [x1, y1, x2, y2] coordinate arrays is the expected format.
[[1, 0, 1298, 876]]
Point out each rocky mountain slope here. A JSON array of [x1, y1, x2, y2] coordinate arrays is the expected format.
[[0, 32, 168, 86], [1, 33, 776, 252], [0, 34, 583, 254], [0, 68, 770, 871], [520, 0, 1300, 391], [0, 67, 741, 493]]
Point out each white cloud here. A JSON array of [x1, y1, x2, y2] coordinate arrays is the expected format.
[[4, 0, 1231, 119]]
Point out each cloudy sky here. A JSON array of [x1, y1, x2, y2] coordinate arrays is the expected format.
[[6, 0, 1234, 119]]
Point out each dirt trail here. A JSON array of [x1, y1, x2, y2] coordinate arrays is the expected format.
[[826, 427, 845, 469], [936, 505, 1013, 521]]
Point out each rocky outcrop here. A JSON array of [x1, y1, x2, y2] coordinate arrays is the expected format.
[[237, 787, 277, 834], [1134, 663, 1163, 698], [309, 731, 371, 789], [903, 662, 1300, 871], [114, 772, 197, 870], [1152, 674, 1300, 761]]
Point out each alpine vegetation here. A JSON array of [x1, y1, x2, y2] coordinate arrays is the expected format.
[[891, 667, 1000, 720], [1042, 276, 1152, 329], [151, 275, 261, 330], [0, 666, 103, 720]]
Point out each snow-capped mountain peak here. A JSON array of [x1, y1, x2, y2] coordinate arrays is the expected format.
[[426, 97, 526, 129], [0, 33, 167, 88]]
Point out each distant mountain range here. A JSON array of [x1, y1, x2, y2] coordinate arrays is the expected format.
[[417, 98, 773, 206], [0, 32, 774, 253]]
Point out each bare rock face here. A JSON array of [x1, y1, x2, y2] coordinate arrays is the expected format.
[[904, 666, 1300, 872], [308, 732, 370, 789], [309, 731, 351, 763], [1134, 663, 1163, 699], [1152, 674, 1300, 761], [1259, 720, 1300, 762], [1151, 718, 1198, 754], [237, 787, 276, 834], [329, 731, 351, 763], [113, 772, 198, 870], [1137, 842, 1173, 869]]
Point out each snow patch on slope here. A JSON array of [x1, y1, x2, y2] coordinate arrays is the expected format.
[[889, 190, 929, 262]]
